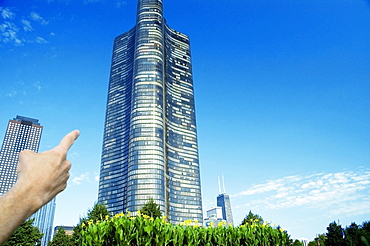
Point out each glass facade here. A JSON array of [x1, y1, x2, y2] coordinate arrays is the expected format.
[[0, 116, 43, 195], [217, 193, 234, 226], [31, 198, 56, 246], [0, 116, 56, 245], [99, 0, 203, 223]]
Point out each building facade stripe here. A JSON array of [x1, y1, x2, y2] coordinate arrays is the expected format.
[[98, 0, 203, 224]]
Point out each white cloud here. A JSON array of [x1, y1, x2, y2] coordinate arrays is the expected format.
[[84, 0, 101, 4], [21, 19, 33, 31], [30, 12, 49, 25], [68, 151, 80, 159], [329, 199, 370, 217], [71, 172, 100, 186], [0, 7, 15, 19], [233, 168, 370, 217], [35, 36, 48, 43], [2, 81, 43, 98], [6, 91, 18, 97], [33, 81, 42, 91], [234, 175, 301, 196], [0, 9, 50, 45], [72, 172, 90, 185], [115, 0, 127, 8], [82, 0, 127, 8], [0, 21, 23, 45]]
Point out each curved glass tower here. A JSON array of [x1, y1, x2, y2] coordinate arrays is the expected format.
[[98, 0, 203, 224]]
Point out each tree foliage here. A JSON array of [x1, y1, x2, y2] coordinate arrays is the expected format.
[[140, 198, 162, 219], [49, 227, 73, 246], [241, 211, 264, 225], [71, 203, 109, 245], [326, 221, 345, 246], [3, 218, 43, 246], [85, 203, 110, 222], [344, 221, 370, 246], [308, 234, 326, 246], [309, 220, 370, 246], [79, 212, 292, 246], [292, 239, 304, 246]]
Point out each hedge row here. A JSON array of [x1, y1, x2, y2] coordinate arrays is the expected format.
[[80, 212, 291, 246]]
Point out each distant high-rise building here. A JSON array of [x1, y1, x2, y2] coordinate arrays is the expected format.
[[31, 198, 56, 246], [0, 116, 43, 195], [203, 206, 225, 227], [98, 0, 203, 223], [217, 193, 233, 225], [217, 175, 234, 225], [206, 207, 223, 220], [54, 225, 74, 236], [0, 116, 55, 246]]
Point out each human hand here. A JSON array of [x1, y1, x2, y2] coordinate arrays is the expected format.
[[15, 130, 80, 212]]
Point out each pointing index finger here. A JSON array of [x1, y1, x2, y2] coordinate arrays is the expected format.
[[56, 130, 80, 152]]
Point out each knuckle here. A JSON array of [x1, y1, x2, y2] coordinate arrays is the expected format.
[[51, 147, 66, 158], [19, 149, 33, 156], [60, 183, 67, 192], [64, 160, 72, 171]]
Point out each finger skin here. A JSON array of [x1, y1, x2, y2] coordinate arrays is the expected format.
[[56, 130, 80, 152], [0, 130, 79, 245]]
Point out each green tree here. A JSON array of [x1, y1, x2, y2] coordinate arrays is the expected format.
[[307, 241, 315, 246], [71, 203, 109, 245], [3, 218, 43, 246], [362, 221, 370, 233], [85, 203, 110, 221], [49, 227, 73, 246], [240, 210, 264, 225], [326, 221, 345, 246], [140, 198, 162, 219], [308, 234, 326, 246], [361, 221, 370, 246], [343, 221, 370, 246], [344, 222, 362, 246], [292, 239, 303, 246]]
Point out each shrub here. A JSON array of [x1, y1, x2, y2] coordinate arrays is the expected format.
[[79, 212, 291, 246]]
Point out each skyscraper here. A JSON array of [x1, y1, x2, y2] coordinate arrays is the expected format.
[[98, 0, 203, 223], [0, 116, 43, 195], [0, 116, 55, 246], [217, 194, 233, 225], [217, 175, 234, 225], [31, 198, 56, 246]]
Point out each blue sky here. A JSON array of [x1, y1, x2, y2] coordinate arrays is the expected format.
[[1, 0, 369, 241]]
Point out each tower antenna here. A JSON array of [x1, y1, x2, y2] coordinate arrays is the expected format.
[[222, 173, 226, 194], [218, 176, 222, 194]]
